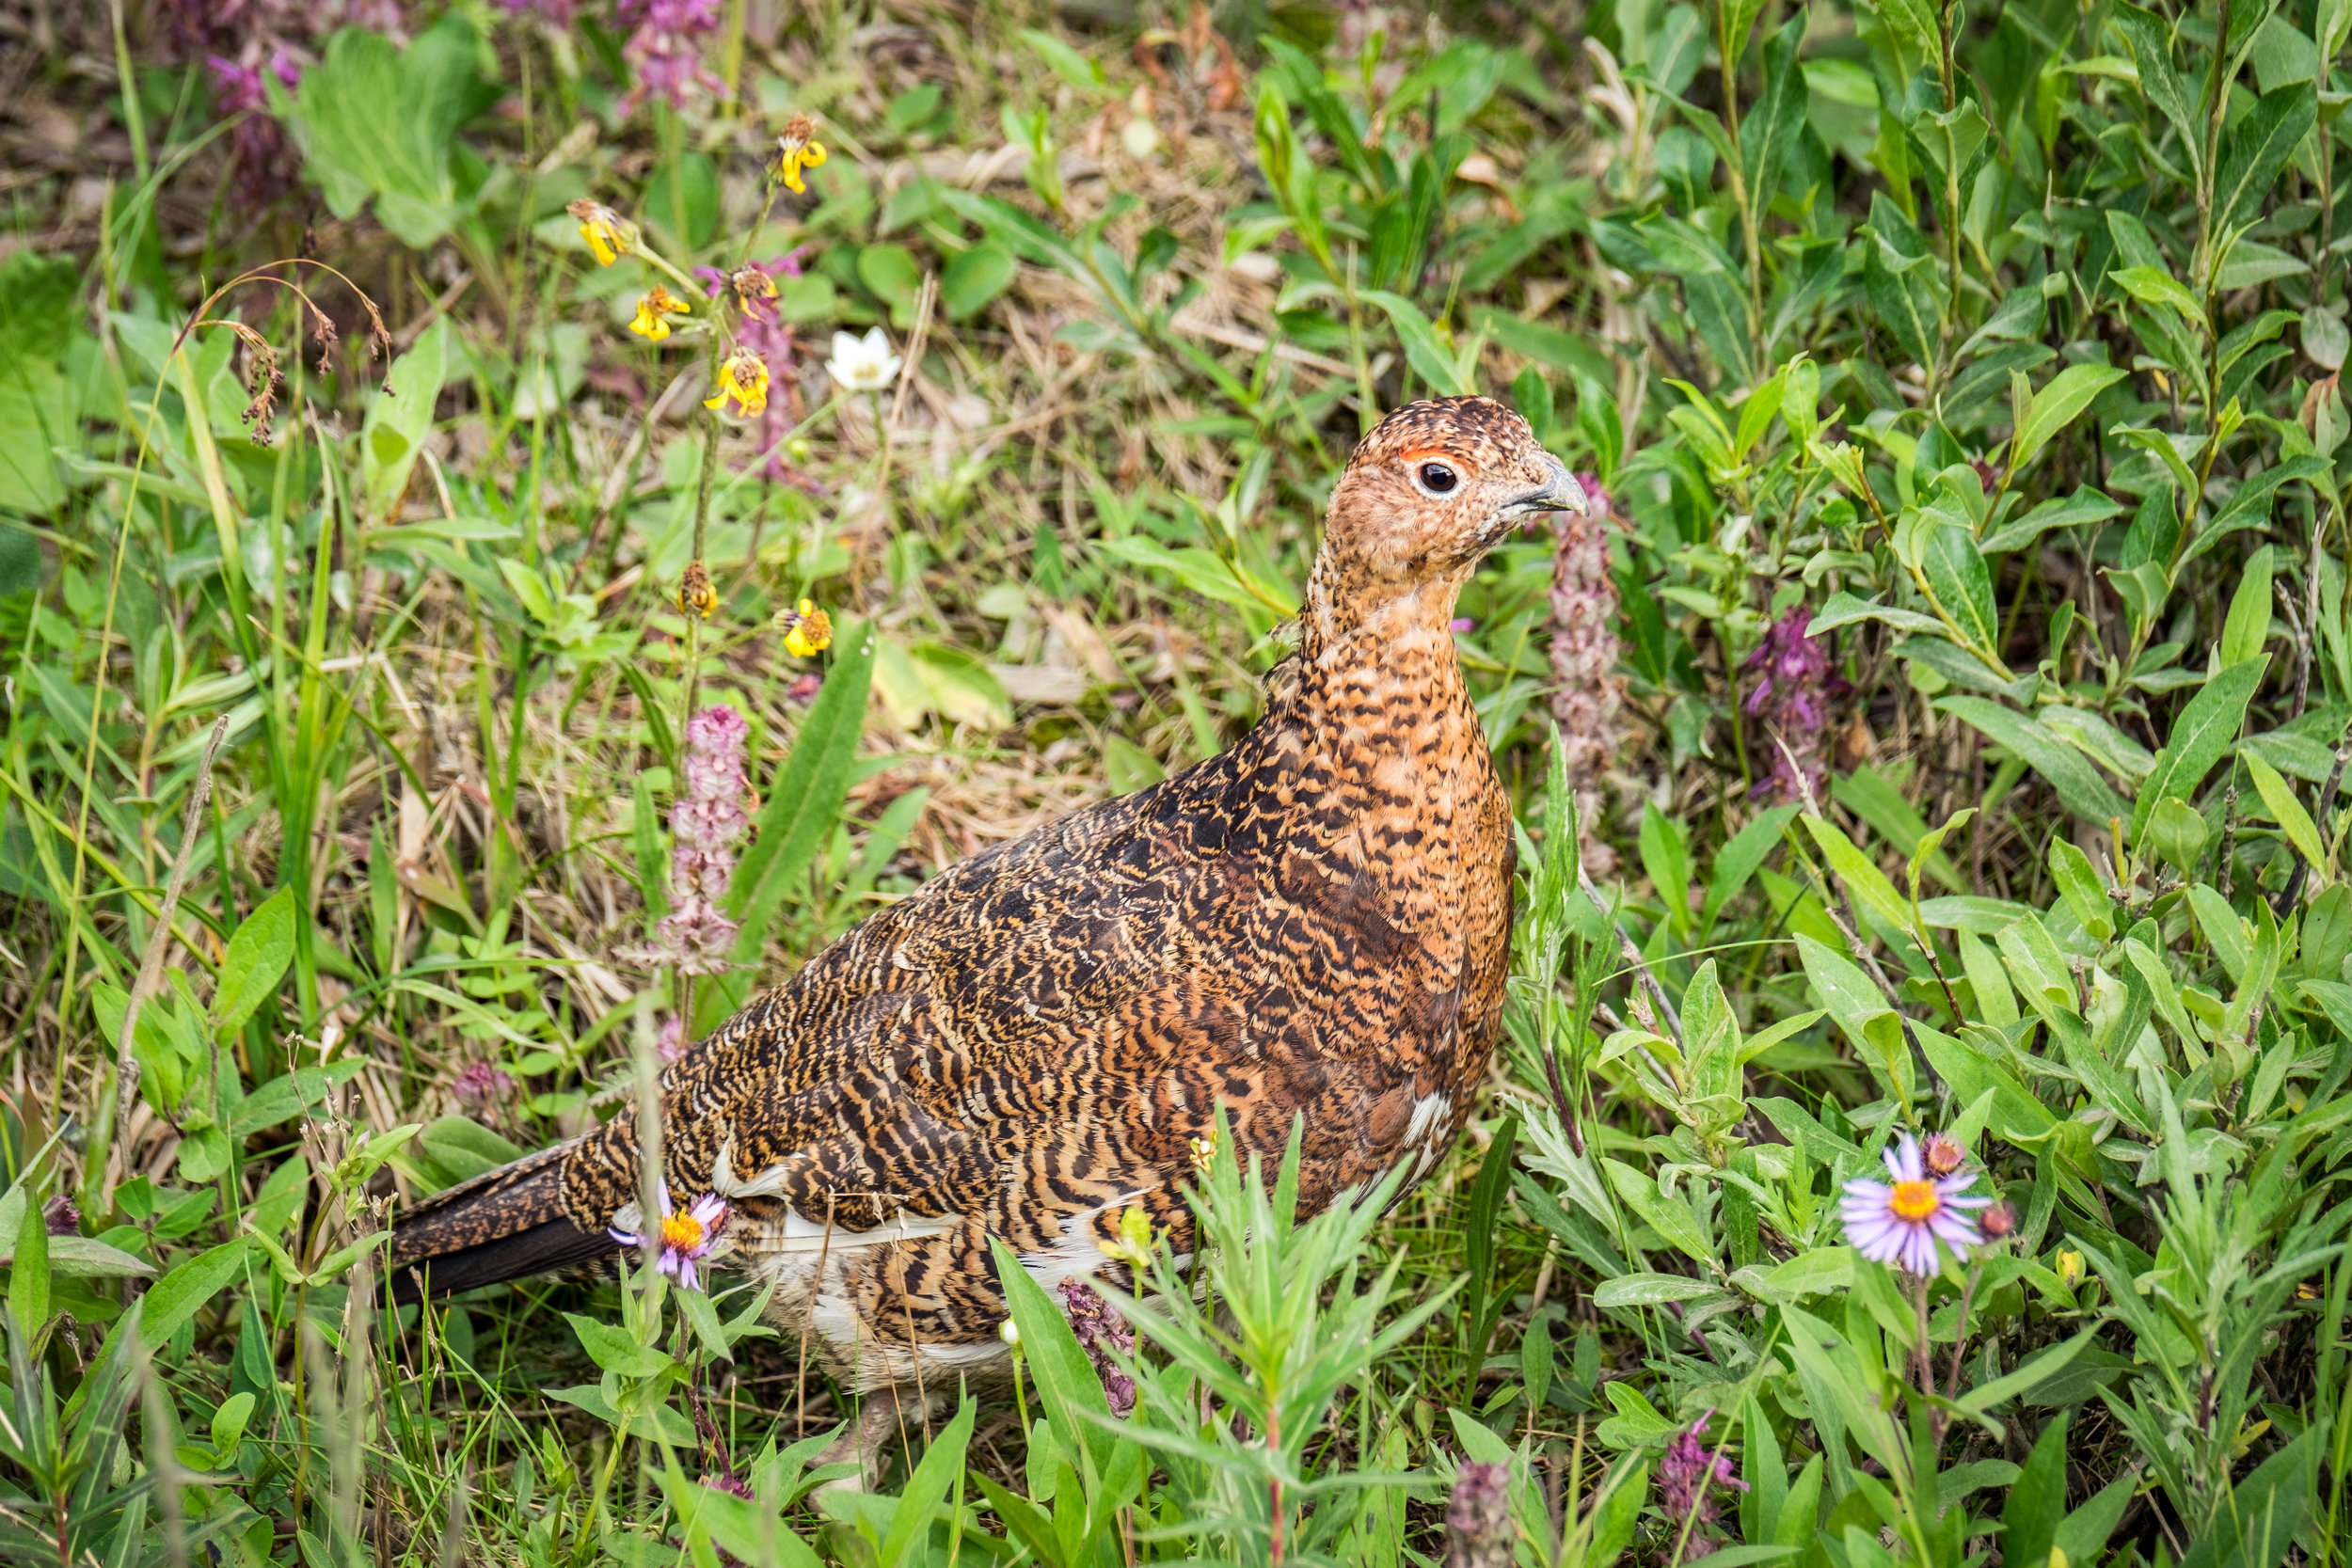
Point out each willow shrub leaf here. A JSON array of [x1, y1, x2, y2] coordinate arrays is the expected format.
[[2130, 655, 2270, 841]]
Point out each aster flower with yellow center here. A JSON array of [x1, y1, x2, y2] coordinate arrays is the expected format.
[[1839, 1131, 1991, 1277], [777, 598, 832, 657], [705, 351, 771, 418], [774, 114, 829, 194], [630, 285, 690, 341], [568, 199, 639, 266], [609, 1180, 729, 1291]]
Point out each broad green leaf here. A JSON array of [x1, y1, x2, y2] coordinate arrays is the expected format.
[[1938, 698, 2132, 825], [2215, 84, 2320, 237], [2131, 656, 2268, 841], [360, 316, 454, 522], [1592, 1272, 1725, 1307], [1801, 815, 1914, 938], [212, 885, 298, 1041], [1640, 800, 1692, 927], [8, 1189, 48, 1332], [2219, 545, 2275, 667], [2109, 265, 2206, 325], [564, 1312, 674, 1379], [1601, 1158, 1715, 1263], [138, 1239, 253, 1350], [1921, 522, 1999, 655], [1979, 485, 2123, 554], [1360, 290, 1474, 397], [2011, 365, 2128, 467], [2245, 751, 2327, 868]]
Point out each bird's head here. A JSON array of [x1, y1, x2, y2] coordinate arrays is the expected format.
[[1311, 395, 1584, 641]]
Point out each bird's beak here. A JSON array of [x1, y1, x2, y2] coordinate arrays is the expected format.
[[1502, 454, 1588, 530]]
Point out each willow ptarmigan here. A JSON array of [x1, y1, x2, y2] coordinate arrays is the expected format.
[[389, 394, 1583, 1414]]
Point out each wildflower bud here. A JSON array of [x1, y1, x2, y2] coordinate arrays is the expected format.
[[677, 562, 718, 620], [1922, 1132, 1967, 1177], [1979, 1200, 2016, 1239], [1445, 1462, 1513, 1568], [2056, 1249, 2086, 1289], [1186, 1129, 1217, 1173], [787, 672, 823, 703], [43, 1196, 79, 1236], [998, 1318, 1021, 1347]]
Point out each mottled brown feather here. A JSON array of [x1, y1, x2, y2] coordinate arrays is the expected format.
[[389, 396, 1579, 1391]]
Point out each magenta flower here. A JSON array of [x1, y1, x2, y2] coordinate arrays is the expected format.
[[1659, 1409, 1748, 1542], [611, 1180, 728, 1291], [656, 1014, 688, 1064], [1741, 607, 1852, 803], [1840, 1132, 1991, 1277], [206, 49, 304, 207], [452, 1061, 516, 1108], [616, 0, 727, 111], [650, 705, 749, 974], [1057, 1279, 1136, 1417]]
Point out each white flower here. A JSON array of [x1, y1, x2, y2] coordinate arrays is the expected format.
[[826, 327, 902, 392]]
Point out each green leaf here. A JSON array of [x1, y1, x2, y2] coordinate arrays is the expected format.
[[2131, 656, 2268, 841], [228, 1061, 370, 1137], [1591, 1272, 1725, 1307], [2112, 6, 2202, 162], [940, 244, 1016, 321], [564, 1312, 674, 1379], [290, 15, 493, 247], [878, 1397, 975, 1568], [2011, 365, 2128, 468], [2215, 84, 2320, 238], [720, 626, 877, 975], [1705, 805, 1801, 923], [1921, 522, 1999, 656], [1979, 486, 2123, 554], [211, 885, 297, 1041], [138, 1239, 253, 1350], [1801, 815, 1914, 939], [2047, 838, 2114, 940], [2110, 265, 2206, 325], [2003, 1412, 2071, 1568], [2245, 751, 2328, 868], [360, 316, 455, 522], [1639, 801, 1692, 929], [1808, 591, 1948, 639], [985, 1234, 1113, 1474], [1360, 290, 1474, 397], [1601, 1158, 1715, 1264], [2219, 545, 2275, 667], [1739, 16, 1811, 207], [8, 1186, 49, 1333], [1937, 698, 2131, 825], [1016, 28, 1106, 93]]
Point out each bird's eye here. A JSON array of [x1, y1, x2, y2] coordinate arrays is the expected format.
[[1416, 462, 1459, 495]]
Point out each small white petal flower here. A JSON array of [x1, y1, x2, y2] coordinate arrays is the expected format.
[[826, 327, 902, 392]]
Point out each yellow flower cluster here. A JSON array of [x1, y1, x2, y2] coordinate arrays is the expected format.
[[774, 114, 829, 194], [777, 599, 833, 658]]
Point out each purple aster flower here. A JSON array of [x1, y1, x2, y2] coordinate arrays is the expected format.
[[610, 1180, 729, 1291], [1057, 1279, 1136, 1417], [1659, 1409, 1749, 1546], [1839, 1132, 1991, 1277]]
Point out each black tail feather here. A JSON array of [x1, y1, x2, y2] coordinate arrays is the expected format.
[[388, 1138, 620, 1303]]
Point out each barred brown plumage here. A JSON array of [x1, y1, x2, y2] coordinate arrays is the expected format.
[[388, 394, 1581, 1444]]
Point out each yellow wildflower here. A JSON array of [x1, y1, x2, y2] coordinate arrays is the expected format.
[[629, 286, 689, 341], [777, 598, 832, 657], [567, 200, 638, 266], [677, 561, 717, 620], [1187, 1128, 1217, 1174], [729, 266, 779, 315], [774, 114, 829, 194], [704, 351, 771, 418], [2055, 1249, 2085, 1289]]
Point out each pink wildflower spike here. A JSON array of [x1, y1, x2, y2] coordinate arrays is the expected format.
[[1659, 1408, 1749, 1543], [1839, 1132, 1993, 1277], [610, 1180, 729, 1291]]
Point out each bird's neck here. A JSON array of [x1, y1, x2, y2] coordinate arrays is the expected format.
[[1299, 552, 1471, 681]]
